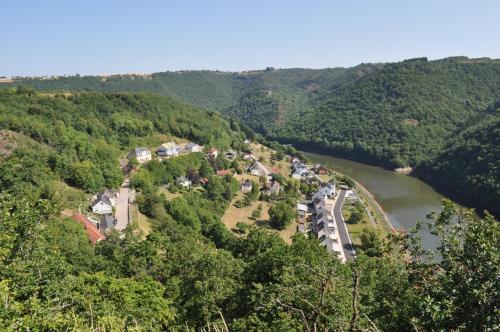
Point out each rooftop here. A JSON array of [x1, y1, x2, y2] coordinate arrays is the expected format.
[[72, 214, 105, 244]]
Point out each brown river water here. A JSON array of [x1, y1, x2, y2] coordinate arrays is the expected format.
[[305, 152, 448, 248]]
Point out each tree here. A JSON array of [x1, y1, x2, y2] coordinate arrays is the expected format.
[[128, 156, 139, 168], [348, 209, 364, 224], [341, 175, 356, 189], [359, 228, 382, 257], [269, 201, 296, 230], [251, 208, 261, 220], [404, 200, 499, 331], [275, 150, 284, 161], [272, 173, 286, 185], [231, 159, 242, 174], [236, 222, 248, 234], [347, 201, 365, 224], [199, 159, 214, 178]]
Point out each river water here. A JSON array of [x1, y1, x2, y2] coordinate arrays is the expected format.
[[305, 152, 446, 247]]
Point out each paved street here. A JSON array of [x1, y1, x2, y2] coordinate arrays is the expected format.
[[333, 189, 356, 260], [114, 178, 130, 230]]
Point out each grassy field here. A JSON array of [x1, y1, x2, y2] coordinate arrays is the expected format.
[[158, 186, 184, 200], [342, 190, 390, 250], [130, 203, 153, 236], [342, 202, 372, 247], [128, 134, 191, 151], [248, 142, 291, 177], [222, 191, 271, 230], [222, 192, 297, 244]]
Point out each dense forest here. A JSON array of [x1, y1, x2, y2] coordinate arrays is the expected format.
[[0, 88, 246, 206], [3, 65, 381, 114], [418, 101, 500, 216], [4, 56, 499, 215], [276, 57, 500, 166], [0, 87, 498, 330]]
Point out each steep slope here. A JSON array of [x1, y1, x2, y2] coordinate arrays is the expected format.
[[3, 57, 499, 214], [420, 101, 500, 217], [0, 88, 247, 202], [272, 57, 500, 167], [2, 65, 381, 116]]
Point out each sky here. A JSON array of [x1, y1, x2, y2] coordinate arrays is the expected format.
[[1, 0, 500, 76]]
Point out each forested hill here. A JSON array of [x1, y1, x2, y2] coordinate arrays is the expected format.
[[273, 57, 500, 167], [2, 65, 381, 111], [419, 101, 500, 216], [0, 90, 497, 331], [3, 56, 500, 215], [0, 88, 247, 202], [4, 57, 499, 168]]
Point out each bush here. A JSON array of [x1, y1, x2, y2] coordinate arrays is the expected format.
[[360, 228, 382, 257], [269, 201, 296, 230]]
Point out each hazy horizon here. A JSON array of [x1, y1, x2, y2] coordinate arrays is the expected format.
[[2, 0, 500, 76]]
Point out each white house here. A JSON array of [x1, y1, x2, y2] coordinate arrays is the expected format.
[[92, 196, 113, 215], [313, 190, 327, 202], [132, 147, 152, 163], [297, 203, 309, 219], [247, 161, 272, 177], [313, 183, 336, 201], [297, 203, 309, 213], [176, 176, 192, 188], [92, 189, 119, 207], [292, 162, 307, 172], [157, 142, 179, 157], [263, 180, 281, 196], [240, 180, 253, 193], [185, 143, 201, 153]]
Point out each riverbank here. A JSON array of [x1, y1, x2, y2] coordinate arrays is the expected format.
[[349, 176, 393, 231], [304, 151, 450, 249], [316, 162, 393, 242], [292, 143, 492, 218]]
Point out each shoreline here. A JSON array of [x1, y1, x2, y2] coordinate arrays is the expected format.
[[302, 153, 393, 232], [349, 176, 393, 230], [293, 144, 492, 218]]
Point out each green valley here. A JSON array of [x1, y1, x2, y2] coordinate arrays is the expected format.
[[4, 56, 500, 216]]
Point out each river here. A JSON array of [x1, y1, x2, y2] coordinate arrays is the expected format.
[[305, 152, 446, 248]]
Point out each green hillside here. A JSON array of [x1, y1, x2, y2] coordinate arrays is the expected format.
[[271, 57, 500, 165], [0, 87, 497, 331], [0, 88, 246, 203], [3, 57, 499, 214], [3, 65, 381, 114], [419, 101, 500, 216], [5, 58, 499, 168]]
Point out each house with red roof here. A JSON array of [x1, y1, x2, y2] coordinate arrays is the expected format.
[[71, 214, 105, 245]]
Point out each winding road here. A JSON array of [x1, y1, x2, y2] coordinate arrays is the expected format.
[[333, 189, 356, 260]]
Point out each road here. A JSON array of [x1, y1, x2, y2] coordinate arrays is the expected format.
[[114, 178, 130, 230], [333, 189, 356, 260]]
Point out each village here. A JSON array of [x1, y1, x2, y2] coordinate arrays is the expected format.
[[71, 138, 366, 262]]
